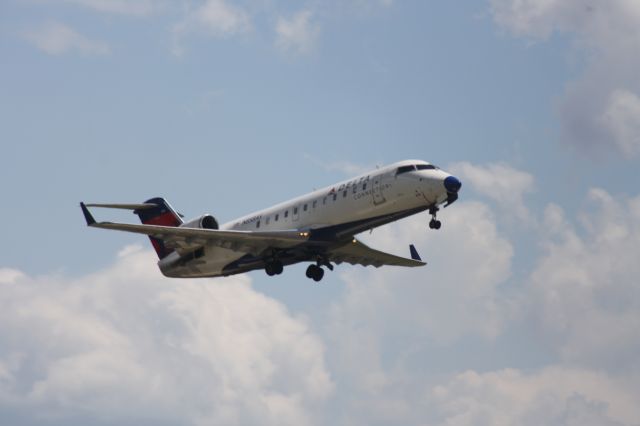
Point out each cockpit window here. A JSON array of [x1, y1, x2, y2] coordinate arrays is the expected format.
[[396, 165, 416, 175], [416, 164, 437, 170]]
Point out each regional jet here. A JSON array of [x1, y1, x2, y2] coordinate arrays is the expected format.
[[80, 160, 461, 282]]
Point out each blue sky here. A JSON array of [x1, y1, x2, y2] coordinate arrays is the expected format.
[[1, 1, 640, 425]]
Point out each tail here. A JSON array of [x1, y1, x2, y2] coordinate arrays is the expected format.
[[133, 197, 183, 259]]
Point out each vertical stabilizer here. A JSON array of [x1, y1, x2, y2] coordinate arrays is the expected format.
[[133, 197, 183, 259]]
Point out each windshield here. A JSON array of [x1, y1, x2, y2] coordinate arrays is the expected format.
[[396, 165, 416, 175], [416, 164, 437, 170]]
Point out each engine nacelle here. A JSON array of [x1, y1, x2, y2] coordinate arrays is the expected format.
[[180, 214, 219, 230]]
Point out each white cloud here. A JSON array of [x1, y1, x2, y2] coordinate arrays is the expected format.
[[526, 189, 640, 369], [450, 161, 535, 223], [60, 0, 158, 16], [4, 154, 639, 424], [318, 162, 640, 424], [0, 269, 25, 284], [275, 10, 320, 54], [325, 200, 513, 406], [317, 197, 515, 423], [427, 367, 639, 425], [23, 22, 110, 56], [600, 89, 640, 157], [490, 0, 640, 158], [172, 0, 250, 55], [0, 246, 332, 425], [334, 200, 514, 344]]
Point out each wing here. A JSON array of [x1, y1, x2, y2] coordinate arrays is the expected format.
[[80, 202, 425, 271], [81, 202, 308, 256], [326, 239, 426, 268]]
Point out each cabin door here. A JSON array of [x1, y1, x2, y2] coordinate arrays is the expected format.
[[372, 175, 387, 206]]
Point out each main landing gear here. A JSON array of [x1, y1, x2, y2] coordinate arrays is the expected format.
[[265, 260, 284, 276], [429, 206, 442, 230], [306, 264, 324, 282], [306, 258, 334, 282]]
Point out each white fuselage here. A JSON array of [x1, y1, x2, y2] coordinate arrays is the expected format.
[[159, 160, 456, 277], [225, 161, 451, 233]]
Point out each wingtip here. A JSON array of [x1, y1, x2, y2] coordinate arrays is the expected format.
[[80, 202, 96, 226], [409, 244, 422, 261]]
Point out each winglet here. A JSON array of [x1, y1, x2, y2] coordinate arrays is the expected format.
[[80, 202, 96, 226], [409, 244, 422, 261]]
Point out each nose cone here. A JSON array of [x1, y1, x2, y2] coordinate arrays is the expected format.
[[444, 176, 462, 193]]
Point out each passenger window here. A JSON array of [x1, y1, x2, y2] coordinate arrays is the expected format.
[[353, 185, 357, 193], [343, 190, 347, 198], [363, 183, 367, 190], [333, 194, 337, 201], [313, 200, 317, 208], [323, 197, 327, 205], [303, 204, 308, 211], [275, 213, 279, 221], [294, 207, 298, 214], [266, 216, 270, 225], [285, 210, 289, 218], [256, 220, 260, 228]]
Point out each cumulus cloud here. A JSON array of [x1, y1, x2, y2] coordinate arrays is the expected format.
[[4, 157, 640, 424], [600, 89, 640, 157], [319, 199, 516, 423], [526, 189, 640, 370], [320, 163, 640, 424], [0, 246, 332, 425], [490, 0, 640, 158], [172, 0, 251, 55], [346, 201, 514, 342], [23, 22, 110, 56], [427, 367, 639, 425], [450, 161, 535, 223], [275, 10, 320, 54]]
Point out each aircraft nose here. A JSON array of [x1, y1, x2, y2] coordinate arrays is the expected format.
[[444, 176, 462, 193]]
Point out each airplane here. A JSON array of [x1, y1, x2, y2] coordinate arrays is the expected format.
[[80, 159, 461, 282]]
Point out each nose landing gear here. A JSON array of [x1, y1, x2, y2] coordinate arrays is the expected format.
[[429, 206, 442, 230]]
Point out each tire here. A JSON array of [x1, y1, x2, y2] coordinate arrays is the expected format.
[[265, 264, 275, 276], [306, 265, 315, 278], [273, 261, 283, 275], [312, 267, 324, 282]]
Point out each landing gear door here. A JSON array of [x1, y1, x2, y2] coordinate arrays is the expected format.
[[372, 175, 387, 206]]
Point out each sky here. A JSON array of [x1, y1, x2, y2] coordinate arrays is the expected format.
[[1, 0, 640, 424]]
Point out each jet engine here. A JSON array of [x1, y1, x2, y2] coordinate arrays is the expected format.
[[180, 214, 219, 230]]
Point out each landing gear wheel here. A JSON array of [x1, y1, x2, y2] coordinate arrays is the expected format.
[[265, 263, 276, 276], [272, 260, 283, 275], [265, 260, 284, 276], [306, 264, 324, 282], [428, 206, 442, 230]]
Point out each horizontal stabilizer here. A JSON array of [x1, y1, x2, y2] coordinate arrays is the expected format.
[[85, 203, 158, 210]]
